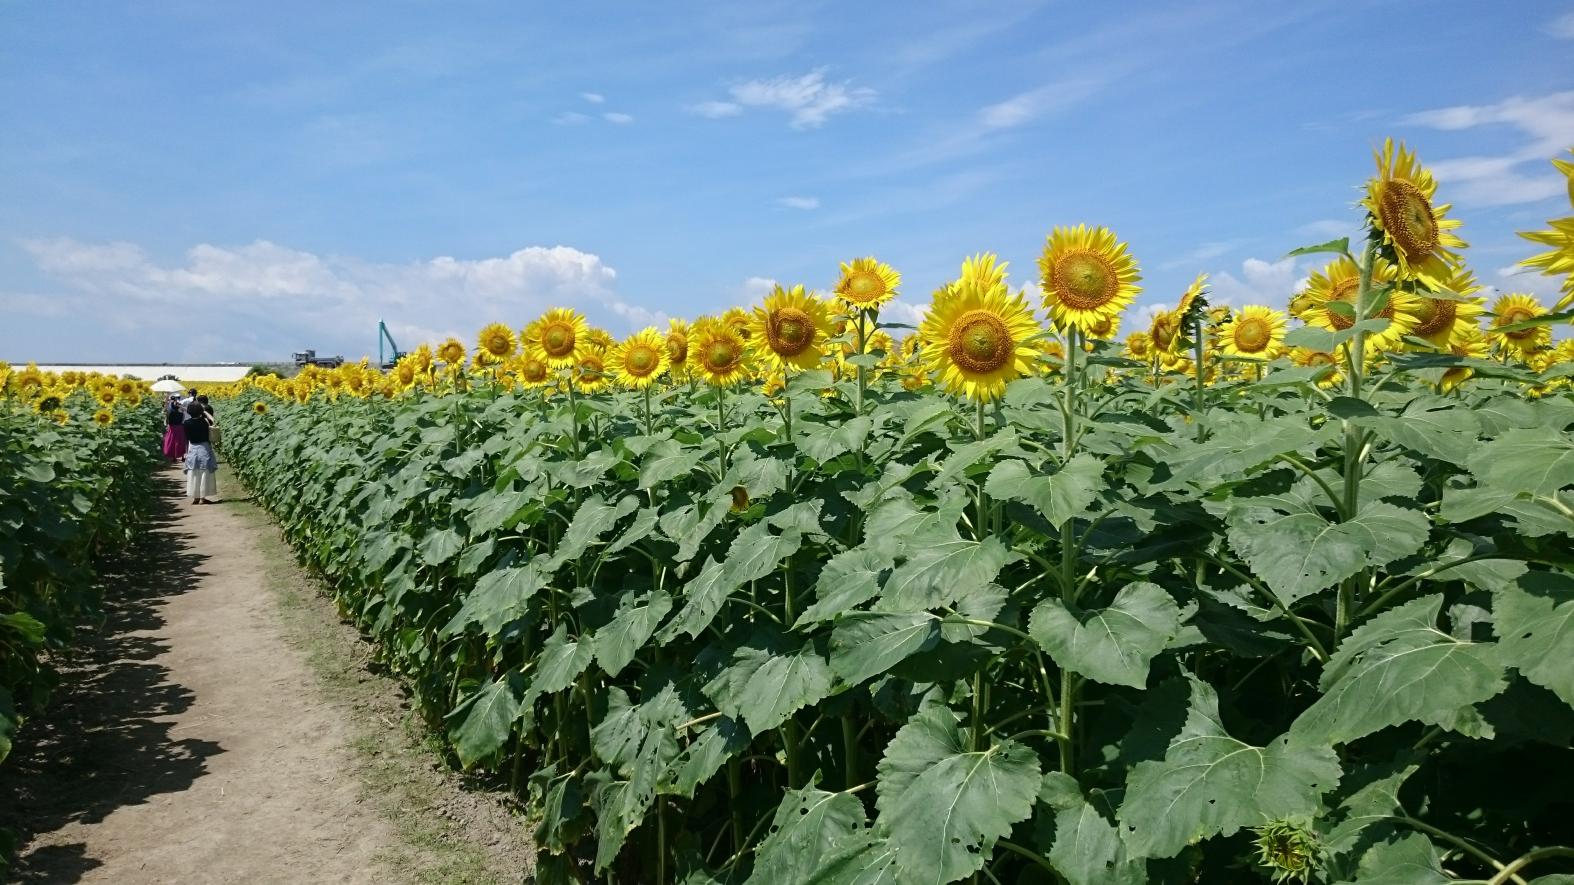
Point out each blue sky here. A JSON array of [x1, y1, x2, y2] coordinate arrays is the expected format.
[[3, 0, 1572, 362]]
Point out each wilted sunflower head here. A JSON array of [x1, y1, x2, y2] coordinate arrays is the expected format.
[[1038, 224, 1142, 335], [528, 307, 589, 367], [477, 322, 517, 359], [611, 327, 670, 389], [1488, 292, 1551, 355], [834, 257, 901, 310], [437, 337, 467, 365], [1362, 138, 1467, 288], [690, 317, 751, 387], [748, 284, 835, 372], [1219, 305, 1287, 360]]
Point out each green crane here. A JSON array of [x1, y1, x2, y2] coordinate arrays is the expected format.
[[379, 321, 406, 369]]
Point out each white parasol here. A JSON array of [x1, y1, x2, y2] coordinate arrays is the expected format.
[[151, 379, 185, 393]]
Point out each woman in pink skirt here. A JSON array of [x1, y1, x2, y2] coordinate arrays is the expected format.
[[161, 395, 188, 463]]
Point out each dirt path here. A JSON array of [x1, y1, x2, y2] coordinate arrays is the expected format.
[[1, 468, 532, 884]]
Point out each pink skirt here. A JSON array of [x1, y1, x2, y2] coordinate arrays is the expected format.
[[162, 424, 188, 460]]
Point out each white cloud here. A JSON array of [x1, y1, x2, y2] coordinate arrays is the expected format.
[[978, 77, 1105, 129], [1492, 264, 1570, 302], [689, 100, 742, 119], [16, 237, 664, 359], [739, 276, 778, 301], [881, 298, 928, 327], [603, 112, 634, 125], [777, 196, 819, 210], [1207, 256, 1306, 310], [553, 111, 590, 126], [1547, 11, 1574, 38], [1403, 91, 1574, 205], [581, 91, 606, 104], [693, 69, 874, 129]]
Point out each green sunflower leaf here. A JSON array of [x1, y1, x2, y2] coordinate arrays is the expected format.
[[1028, 582, 1181, 688]]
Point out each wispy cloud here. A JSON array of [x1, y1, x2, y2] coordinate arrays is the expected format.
[[581, 91, 606, 104], [1206, 257, 1306, 310], [1403, 91, 1574, 205], [553, 111, 590, 126], [1159, 241, 1238, 271], [978, 77, 1106, 129], [776, 196, 819, 210], [1547, 10, 1574, 39], [603, 112, 634, 125], [739, 276, 778, 300], [1295, 219, 1356, 241], [690, 69, 875, 129]]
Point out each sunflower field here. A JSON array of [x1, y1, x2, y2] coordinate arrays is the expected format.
[[209, 142, 1574, 884], [0, 370, 159, 775]]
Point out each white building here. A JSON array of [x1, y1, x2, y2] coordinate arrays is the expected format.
[[30, 364, 254, 383]]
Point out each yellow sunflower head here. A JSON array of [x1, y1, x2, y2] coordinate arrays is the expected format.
[[1176, 274, 1209, 321], [1149, 309, 1185, 355], [1124, 331, 1154, 361], [611, 327, 670, 389], [1488, 293, 1551, 356], [1407, 267, 1484, 349], [477, 322, 518, 359], [517, 354, 551, 389], [690, 317, 751, 387], [437, 337, 467, 365], [1219, 305, 1287, 361], [92, 409, 114, 427], [49, 409, 70, 426], [574, 345, 610, 393], [1084, 310, 1121, 341], [527, 307, 589, 367], [252, 401, 268, 414], [586, 327, 615, 351], [1289, 346, 1344, 389], [1038, 225, 1142, 335], [1301, 257, 1416, 351], [834, 257, 901, 310], [1361, 138, 1467, 287], [721, 306, 751, 340], [665, 318, 691, 374], [1440, 327, 1488, 392], [918, 265, 1043, 402], [748, 284, 836, 372], [115, 379, 137, 397], [394, 358, 419, 388]]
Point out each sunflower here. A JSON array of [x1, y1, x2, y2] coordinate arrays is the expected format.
[[393, 357, 420, 389], [919, 265, 1042, 402], [527, 308, 589, 368], [1488, 293, 1551, 356], [517, 354, 551, 389], [477, 322, 518, 359], [1124, 331, 1154, 362], [586, 327, 615, 351], [1084, 311, 1121, 341], [49, 409, 70, 426], [1362, 139, 1466, 287], [610, 328, 670, 389], [834, 257, 901, 310], [1439, 328, 1488, 393], [115, 378, 137, 397], [1407, 267, 1484, 349], [1219, 305, 1288, 361], [1290, 347, 1344, 389], [690, 317, 751, 387], [252, 401, 268, 415], [574, 345, 610, 393], [92, 409, 114, 427], [1038, 225, 1142, 335], [959, 253, 1009, 293], [1176, 274, 1209, 321], [1299, 257, 1417, 351], [1517, 150, 1574, 311], [665, 319, 691, 377], [437, 337, 467, 366], [1149, 309, 1186, 358], [748, 284, 836, 372], [721, 306, 751, 340]]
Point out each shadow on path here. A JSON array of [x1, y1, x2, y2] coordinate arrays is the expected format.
[[0, 470, 220, 883]]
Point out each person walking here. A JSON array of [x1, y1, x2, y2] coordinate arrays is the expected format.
[[182, 400, 219, 504], [162, 395, 188, 463]]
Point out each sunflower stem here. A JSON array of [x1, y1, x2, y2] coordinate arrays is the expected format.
[[855, 310, 868, 416], [716, 384, 729, 471], [1337, 238, 1378, 641], [643, 384, 652, 436], [1192, 311, 1207, 441], [1063, 327, 1080, 457]]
